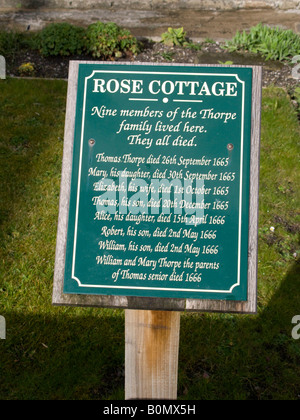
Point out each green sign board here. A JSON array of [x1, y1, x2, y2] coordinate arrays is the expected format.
[[53, 62, 261, 313]]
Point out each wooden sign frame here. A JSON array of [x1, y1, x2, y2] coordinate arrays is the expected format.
[[52, 61, 262, 314]]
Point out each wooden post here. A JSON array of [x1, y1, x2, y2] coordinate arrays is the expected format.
[[125, 310, 180, 400]]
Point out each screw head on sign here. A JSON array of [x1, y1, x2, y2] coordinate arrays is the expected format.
[[227, 143, 234, 151]]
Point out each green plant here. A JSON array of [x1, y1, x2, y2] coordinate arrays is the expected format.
[[0, 30, 39, 59], [22, 31, 41, 51], [186, 41, 202, 51], [161, 27, 188, 47], [224, 23, 300, 62], [204, 37, 214, 44], [85, 22, 139, 59], [218, 60, 234, 65], [161, 51, 175, 61], [0, 30, 23, 57], [39, 23, 85, 57], [18, 62, 36, 77]]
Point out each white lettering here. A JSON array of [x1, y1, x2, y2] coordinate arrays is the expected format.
[[93, 78, 144, 94], [93, 78, 239, 97]]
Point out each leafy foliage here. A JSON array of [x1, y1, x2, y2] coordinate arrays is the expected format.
[[0, 30, 38, 57], [160, 27, 201, 51], [218, 60, 234, 65], [224, 23, 300, 62], [39, 23, 86, 57], [85, 22, 139, 59], [0, 22, 139, 60], [0, 30, 20, 56], [161, 27, 188, 47]]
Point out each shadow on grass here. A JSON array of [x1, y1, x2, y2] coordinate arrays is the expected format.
[[179, 259, 300, 400], [0, 260, 299, 400], [0, 308, 125, 400]]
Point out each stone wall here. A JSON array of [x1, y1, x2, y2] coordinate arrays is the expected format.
[[0, 0, 299, 11]]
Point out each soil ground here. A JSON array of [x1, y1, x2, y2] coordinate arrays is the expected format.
[[5, 41, 299, 93]]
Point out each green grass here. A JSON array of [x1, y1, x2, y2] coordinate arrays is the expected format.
[[0, 80, 299, 400]]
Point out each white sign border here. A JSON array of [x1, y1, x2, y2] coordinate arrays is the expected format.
[[72, 69, 245, 295]]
